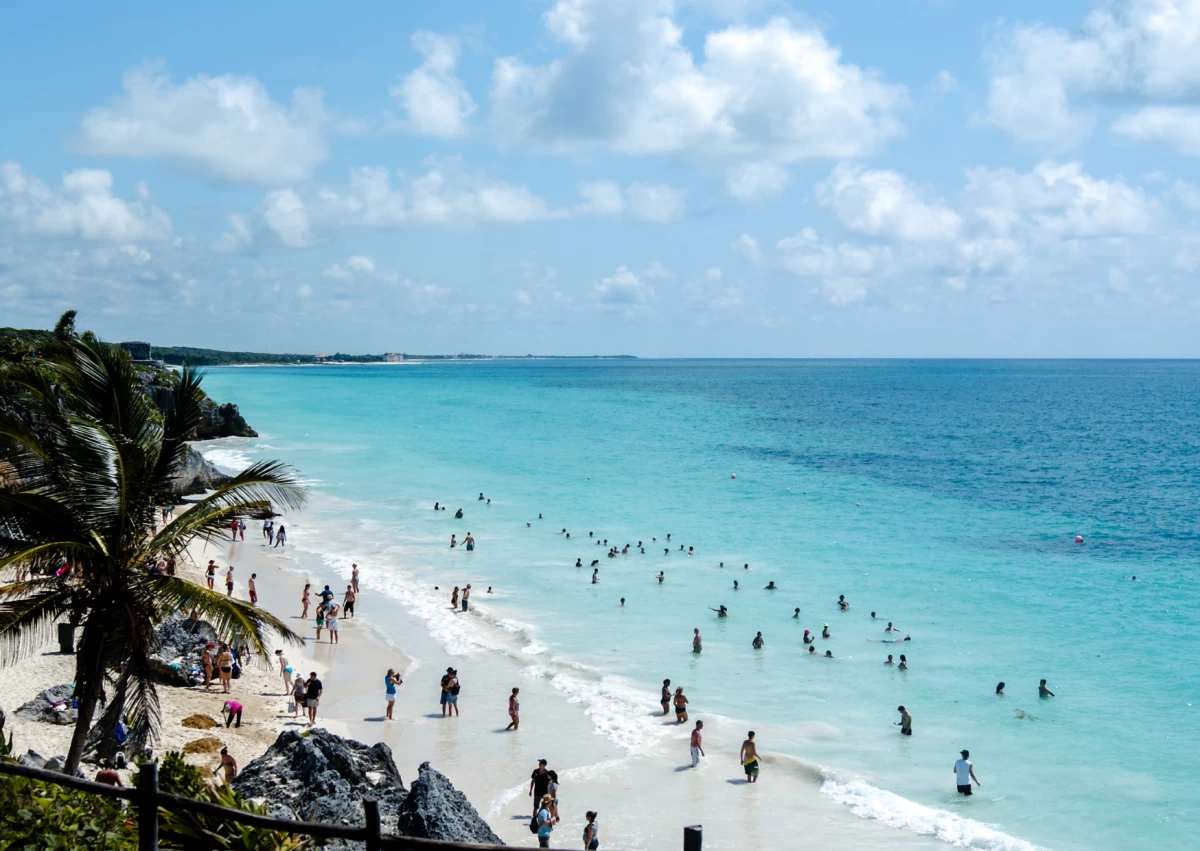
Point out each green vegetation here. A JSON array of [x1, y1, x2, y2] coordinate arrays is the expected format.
[[0, 323, 306, 775]]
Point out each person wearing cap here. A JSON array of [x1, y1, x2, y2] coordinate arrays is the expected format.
[[530, 759, 552, 816], [954, 749, 980, 795], [803, 628, 814, 644], [223, 699, 243, 728], [821, 623, 830, 639], [536, 793, 554, 847], [896, 705, 913, 735], [440, 667, 453, 716]]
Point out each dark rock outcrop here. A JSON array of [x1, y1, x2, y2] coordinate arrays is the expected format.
[[169, 445, 230, 495], [232, 728, 408, 843], [151, 616, 218, 686], [15, 684, 77, 725], [194, 398, 257, 440], [396, 762, 504, 845]]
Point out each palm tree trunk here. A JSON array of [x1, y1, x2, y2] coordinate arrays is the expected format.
[[63, 629, 106, 775]]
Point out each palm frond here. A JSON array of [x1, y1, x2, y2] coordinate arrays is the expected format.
[[0, 583, 72, 665], [145, 576, 301, 654]]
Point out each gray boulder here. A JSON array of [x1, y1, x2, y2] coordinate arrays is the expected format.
[[151, 616, 218, 687], [232, 728, 407, 845], [396, 762, 504, 845], [169, 445, 230, 495], [15, 684, 77, 725]]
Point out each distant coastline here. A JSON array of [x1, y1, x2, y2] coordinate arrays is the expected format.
[[152, 343, 637, 367]]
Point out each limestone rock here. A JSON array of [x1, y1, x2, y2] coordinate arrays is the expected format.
[[395, 762, 504, 845], [168, 445, 230, 495], [232, 728, 407, 843], [15, 684, 77, 725]]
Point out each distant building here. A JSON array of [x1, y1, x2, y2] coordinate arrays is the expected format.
[[384, 352, 404, 362], [314, 352, 330, 363], [120, 341, 152, 361]]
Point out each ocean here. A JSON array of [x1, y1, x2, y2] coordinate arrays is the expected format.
[[198, 359, 1199, 851]]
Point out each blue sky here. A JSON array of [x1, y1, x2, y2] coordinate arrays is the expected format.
[[3, 0, 1199, 357]]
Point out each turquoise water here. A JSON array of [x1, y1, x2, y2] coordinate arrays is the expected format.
[[199, 360, 1199, 851]]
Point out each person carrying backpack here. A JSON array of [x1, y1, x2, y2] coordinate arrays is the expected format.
[[535, 794, 554, 847]]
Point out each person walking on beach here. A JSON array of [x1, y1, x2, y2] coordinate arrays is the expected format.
[[343, 585, 356, 617], [692, 628, 702, 653], [740, 732, 760, 783], [291, 676, 307, 718], [583, 811, 599, 850], [690, 720, 705, 767], [445, 669, 460, 716], [231, 519, 239, 541], [216, 643, 234, 694], [248, 573, 258, 605], [206, 561, 216, 590], [239, 519, 246, 541], [954, 749, 980, 795], [507, 687, 520, 731], [547, 771, 561, 823], [896, 705, 913, 735], [661, 679, 671, 716], [326, 602, 340, 644], [1039, 679, 1056, 697], [530, 760, 551, 816], [673, 686, 689, 723], [276, 649, 291, 694], [352, 563, 360, 594], [305, 672, 323, 724], [536, 794, 554, 847], [274, 525, 286, 548], [202, 643, 214, 690], [225, 565, 235, 596], [215, 747, 238, 785], [301, 583, 310, 618], [461, 584, 471, 612], [385, 669, 402, 720], [263, 519, 271, 540], [440, 667, 454, 716]]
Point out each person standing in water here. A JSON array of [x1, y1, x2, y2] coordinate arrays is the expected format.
[[740, 732, 760, 782], [692, 628, 702, 652], [673, 686, 689, 723], [1039, 679, 1056, 697], [352, 563, 360, 594], [248, 573, 258, 605], [461, 584, 471, 612], [752, 632, 765, 649], [661, 679, 672, 716], [954, 749, 980, 795], [995, 682, 1005, 695], [896, 705, 913, 735], [506, 687, 520, 731], [690, 720, 705, 767]]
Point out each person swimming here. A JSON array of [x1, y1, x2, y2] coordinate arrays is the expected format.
[[591, 559, 599, 567], [743, 563, 749, 570], [764, 581, 777, 590], [576, 559, 582, 567], [664, 548, 670, 555], [838, 595, 849, 610], [711, 605, 728, 617], [455, 508, 463, 519], [880, 636, 912, 643], [886, 622, 900, 633], [885, 654, 894, 665], [752, 632, 764, 649], [996, 681, 1005, 695], [434, 502, 440, 510], [733, 580, 739, 590], [822, 623, 830, 639], [657, 572, 665, 583], [803, 629, 814, 644], [871, 611, 877, 619], [824, 650, 833, 658], [792, 607, 800, 619], [808, 645, 816, 655]]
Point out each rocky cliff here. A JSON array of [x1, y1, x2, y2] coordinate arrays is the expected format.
[[233, 729, 502, 848], [169, 445, 230, 495]]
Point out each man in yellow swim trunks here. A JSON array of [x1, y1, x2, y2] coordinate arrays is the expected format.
[[740, 731, 760, 783]]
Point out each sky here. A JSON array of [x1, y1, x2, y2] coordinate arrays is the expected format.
[[3, 0, 1200, 357]]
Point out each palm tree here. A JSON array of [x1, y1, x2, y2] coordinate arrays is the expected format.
[[0, 336, 306, 774]]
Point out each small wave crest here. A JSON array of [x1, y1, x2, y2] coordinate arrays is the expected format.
[[820, 773, 1043, 851], [199, 447, 253, 472]]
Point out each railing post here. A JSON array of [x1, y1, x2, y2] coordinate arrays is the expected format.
[[684, 824, 702, 851], [363, 796, 381, 851], [137, 760, 159, 851]]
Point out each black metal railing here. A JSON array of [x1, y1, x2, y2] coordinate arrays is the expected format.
[[0, 759, 703, 850]]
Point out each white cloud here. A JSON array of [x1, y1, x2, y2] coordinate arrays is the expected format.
[[491, 2, 906, 161], [625, 182, 687, 223], [213, 213, 252, 253], [0, 161, 172, 242], [777, 228, 893, 278], [576, 180, 625, 216], [816, 163, 961, 241], [726, 160, 789, 203], [683, 265, 743, 312], [347, 255, 376, 274], [1112, 105, 1200, 154], [261, 189, 314, 248], [391, 32, 476, 137], [731, 233, 761, 263], [79, 62, 328, 185], [590, 263, 658, 314], [983, 1, 1200, 149], [963, 161, 1158, 237]]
